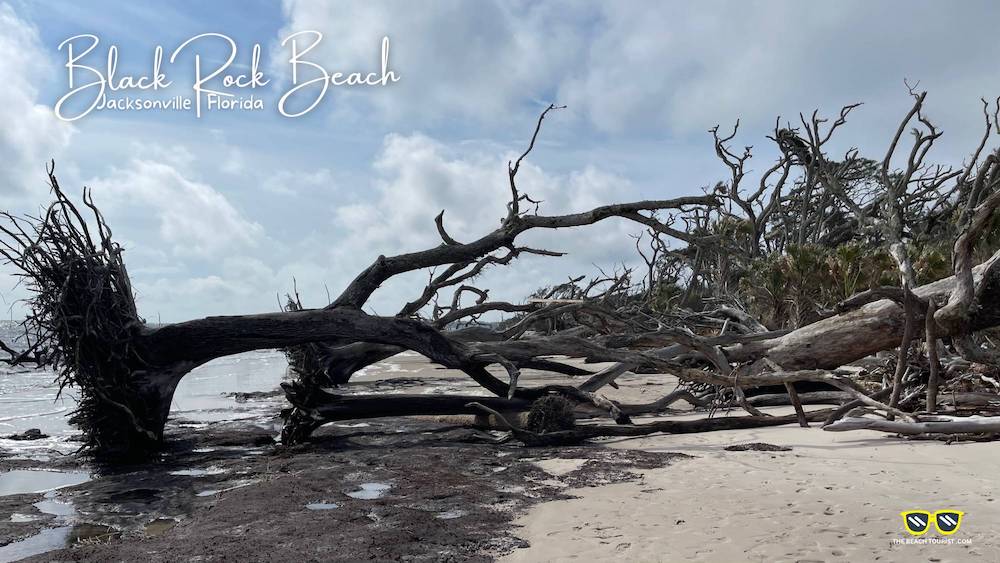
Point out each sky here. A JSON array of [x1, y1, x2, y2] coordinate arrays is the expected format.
[[2, 0, 1000, 322]]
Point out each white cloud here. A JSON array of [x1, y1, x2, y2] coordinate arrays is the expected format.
[[276, 0, 585, 124], [221, 147, 246, 175], [0, 4, 74, 199], [278, 0, 1000, 154], [329, 132, 649, 313], [88, 158, 264, 258], [261, 168, 335, 196], [556, 1, 1000, 144]]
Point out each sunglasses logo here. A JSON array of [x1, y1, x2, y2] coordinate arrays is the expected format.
[[900, 510, 964, 536]]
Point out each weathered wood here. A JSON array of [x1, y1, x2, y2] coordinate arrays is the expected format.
[[617, 389, 711, 414], [784, 382, 809, 427], [287, 391, 532, 421], [329, 195, 719, 309], [823, 415, 1000, 434], [925, 298, 941, 412], [578, 362, 634, 392], [723, 250, 1000, 369], [747, 391, 850, 406], [470, 401, 834, 446]]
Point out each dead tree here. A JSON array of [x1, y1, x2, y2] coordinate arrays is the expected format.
[[3, 97, 1000, 458]]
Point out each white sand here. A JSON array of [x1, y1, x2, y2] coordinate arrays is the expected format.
[[501, 411, 1000, 562], [378, 354, 999, 562]]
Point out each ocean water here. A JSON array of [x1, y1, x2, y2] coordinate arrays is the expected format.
[[0, 323, 445, 456], [0, 322, 289, 453]]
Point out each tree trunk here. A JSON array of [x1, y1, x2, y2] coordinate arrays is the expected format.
[[723, 251, 1000, 369]]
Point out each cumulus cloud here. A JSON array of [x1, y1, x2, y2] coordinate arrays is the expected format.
[[87, 158, 264, 258], [278, 0, 1000, 153], [261, 168, 335, 196], [559, 1, 1000, 146], [6, 0, 1000, 323], [328, 132, 650, 313], [276, 0, 585, 124], [0, 3, 74, 199]]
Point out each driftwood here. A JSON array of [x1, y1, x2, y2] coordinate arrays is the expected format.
[[468, 401, 834, 446], [824, 415, 1000, 435], [747, 391, 850, 406], [3, 95, 1000, 458], [722, 252, 1000, 370]]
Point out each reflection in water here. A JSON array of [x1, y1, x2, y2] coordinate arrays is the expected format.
[[346, 483, 392, 500], [0, 470, 91, 496], [167, 467, 228, 477], [0, 490, 80, 563], [0, 349, 289, 457], [305, 502, 339, 510], [0, 525, 72, 562], [169, 350, 288, 424]]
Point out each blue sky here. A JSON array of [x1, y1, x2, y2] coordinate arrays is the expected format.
[[3, 0, 1000, 321]]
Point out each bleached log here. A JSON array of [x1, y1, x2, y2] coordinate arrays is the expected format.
[[723, 250, 1000, 369], [823, 415, 1000, 434]]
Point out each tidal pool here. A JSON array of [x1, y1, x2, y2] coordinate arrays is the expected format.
[[305, 502, 339, 510], [345, 483, 391, 500], [0, 470, 91, 496]]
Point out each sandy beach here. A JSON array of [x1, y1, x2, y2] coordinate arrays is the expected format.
[[1, 354, 997, 562], [486, 363, 1000, 563], [503, 414, 999, 562]]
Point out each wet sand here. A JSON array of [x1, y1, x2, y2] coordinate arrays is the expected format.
[[1, 354, 997, 562], [2, 419, 685, 562]]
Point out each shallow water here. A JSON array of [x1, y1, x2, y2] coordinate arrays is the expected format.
[[346, 483, 391, 500], [168, 467, 227, 477], [0, 470, 91, 496], [435, 509, 467, 519], [32, 494, 76, 518], [305, 502, 339, 510], [169, 349, 289, 423], [0, 489, 80, 563], [0, 525, 72, 562], [0, 348, 289, 456], [0, 370, 75, 439]]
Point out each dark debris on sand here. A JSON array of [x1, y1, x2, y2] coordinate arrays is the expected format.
[[4, 418, 688, 562], [724, 442, 792, 452]]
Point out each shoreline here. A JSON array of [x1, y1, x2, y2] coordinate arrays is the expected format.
[[503, 411, 999, 562], [2, 415, 688, 562], [2, 356, 997, 561]]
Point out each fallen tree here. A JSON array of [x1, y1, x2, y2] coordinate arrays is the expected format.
[[2, 94, 1000, 459], [824, 414, 1000, 435]]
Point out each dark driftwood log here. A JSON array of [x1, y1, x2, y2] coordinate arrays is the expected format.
[[469, 402, 834, 446], [121, 268, 1000, 449], [286, 391, 532, 421], [126, 308, 519, 444], [784, 382, 810, 428], [746, 391, 851, 406], [328, 196, 718, 310]]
